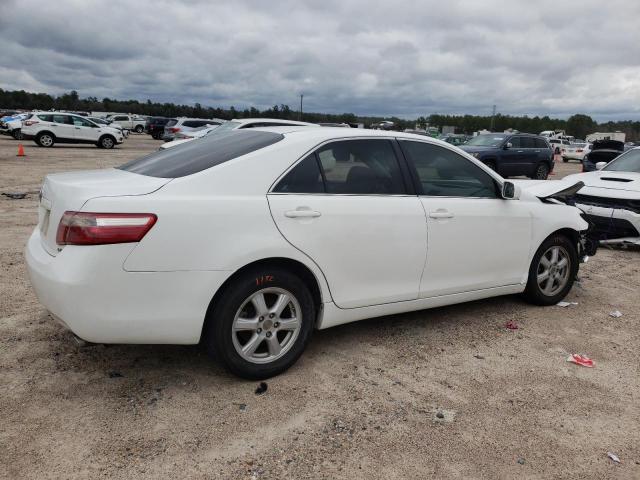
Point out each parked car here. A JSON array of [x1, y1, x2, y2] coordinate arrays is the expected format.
[[106, 114, 146, 133], [88, 117, 129, 138], [565, 147, 640, 246], [21, 112, 124, 149], [26, 127, 593, 379], [581, 139, 624, 172], [440, 134, 469, 146], [562, 143, 591, 163], [548, 138, 571, 155], [145, 117, 175, 139], [162, 117, 224, 142], [0, 113, 30, 140], [160, 118, 317, 150], [460, 133, 554, 179]]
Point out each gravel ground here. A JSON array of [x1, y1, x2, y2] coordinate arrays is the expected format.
[[1, 134, 639, 479]]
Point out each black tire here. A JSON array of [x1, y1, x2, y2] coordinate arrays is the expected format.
[[533, 162, 549, 180], [562, 157, 569, 163], [12, 129, 23, 140], [134, 125, 144, 133], [523, 234, 578, 306], [98, 135, 116, 149], [36, 132, 55, 148], [203, 267, 315, 380]]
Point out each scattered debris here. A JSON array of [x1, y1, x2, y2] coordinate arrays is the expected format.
[[566, 354, 595, 368], [108, 371, 124, 378], [255, 382, 268, 395], [517, 458, 526, 465], [556, 301, 578, 307], [473, 354, 485, 360], [432, 409, 456, 423], [607, 452, 621, 464], [239, 403, 247, 411], [2, 192, 27, 200], [505, 320, 519, 330], [609, 310, 623, 318]]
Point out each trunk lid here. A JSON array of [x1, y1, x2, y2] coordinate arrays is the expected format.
[[38, 168, 170, 256]]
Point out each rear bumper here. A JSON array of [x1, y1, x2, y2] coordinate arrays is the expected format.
[[25, 228, 231, 344]]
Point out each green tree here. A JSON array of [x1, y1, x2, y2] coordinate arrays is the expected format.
[[566, 114, 596, 139]]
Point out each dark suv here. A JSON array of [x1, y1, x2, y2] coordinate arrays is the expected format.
[[145, 117, 175, 140], [460, 133, 554, 179]]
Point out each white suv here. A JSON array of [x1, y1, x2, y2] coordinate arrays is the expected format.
[[22, 112, 124, 149]]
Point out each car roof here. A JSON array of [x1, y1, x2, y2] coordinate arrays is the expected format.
[[230, 118, 317, 126]]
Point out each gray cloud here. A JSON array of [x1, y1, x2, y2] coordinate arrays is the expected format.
[[0, 0, 639, 120]]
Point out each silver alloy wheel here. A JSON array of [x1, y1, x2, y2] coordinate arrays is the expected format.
[[232, 288, 302, 364], [102, 137, 114, 148], [40, 134, 53, 147], [537, 245, 570, 296]]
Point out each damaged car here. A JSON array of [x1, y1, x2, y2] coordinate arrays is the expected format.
[[26, 128, 593, 379], [581, 139, 624, 172], [565, 146, 640, 246]]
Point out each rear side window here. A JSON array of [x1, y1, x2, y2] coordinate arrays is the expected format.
[[52, 114, 71, 124], [399, 140, 498, 198], [183, 120, 214, 128], [37, 114, 53, 122], [535, 138, 548, 148], [274, 139, 406, 195], [273, 154, 324, 193], [119, 130, 284, 178]]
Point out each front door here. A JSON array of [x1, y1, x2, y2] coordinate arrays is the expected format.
[[398, 140, 532, 297], [72, 116, 100, 142], [268, 139, 427, 309]]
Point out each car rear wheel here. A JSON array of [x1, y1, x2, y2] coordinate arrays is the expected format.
[[523, 234, 578, 306], [562, 157, 569, 163], [533, 163, 549, 180], [203, 267, 315, 379], [36, 132, 55, 148], [98, 135, 115, 149], [134, 125, 144, 133]]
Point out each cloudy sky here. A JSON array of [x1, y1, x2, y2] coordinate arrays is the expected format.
[[1, 0, 639, 120]]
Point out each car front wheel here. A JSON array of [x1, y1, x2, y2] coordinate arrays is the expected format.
[[523, 234, 578, 306], [98, 135, 115, 149], [203, 267, 315, 379]]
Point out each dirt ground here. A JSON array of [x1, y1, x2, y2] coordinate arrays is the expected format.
[[1, 134, 638, 479]]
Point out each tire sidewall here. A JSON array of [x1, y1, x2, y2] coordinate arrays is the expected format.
[[204, 268, 315, 379], [37, 132, 54, 147], [525, 234, 578, 305], [100, 135, 115, 149], [135, 125, 144, 133], [535, 163, 549, 179]]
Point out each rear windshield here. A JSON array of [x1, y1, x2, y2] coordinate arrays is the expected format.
[[119, 130, 284, 178], [165, 119, 178, 127]]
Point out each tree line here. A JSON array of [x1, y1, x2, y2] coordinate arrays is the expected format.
[[1, 88, 638, 140]]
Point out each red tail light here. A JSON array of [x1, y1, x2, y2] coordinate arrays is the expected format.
[[24, 120, 39, 126], [576, 149, 583, 152], [169, 127, 180, 133], [56, 212, 157, 245]]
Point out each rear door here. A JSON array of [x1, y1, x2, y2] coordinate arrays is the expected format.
[[51, 114, 76, 140], [268, 138, 427, 309], [501, 136, 524, 176]]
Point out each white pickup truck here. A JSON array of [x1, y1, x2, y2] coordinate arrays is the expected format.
[[106, 115, 146, 133]]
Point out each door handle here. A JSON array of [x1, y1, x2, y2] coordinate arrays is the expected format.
[[285, 208, 321, 218], [429, 209, 454, 219], [517, 150, 524, 153]]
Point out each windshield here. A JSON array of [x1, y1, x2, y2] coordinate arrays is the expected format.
[[603, 149, 640, 173], [465, 134, 506, 147]]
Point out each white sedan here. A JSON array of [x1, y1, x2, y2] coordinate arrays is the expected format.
[[26, 128, 591, 379], [562, 143, 591, 162], [565, 147, 640, 246]]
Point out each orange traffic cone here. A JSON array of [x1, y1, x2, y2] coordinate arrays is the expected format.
[[17, 144, 25, 157]]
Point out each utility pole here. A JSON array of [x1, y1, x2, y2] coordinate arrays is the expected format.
[[299, 94, 303, 121], [490, 104, 496, 131]]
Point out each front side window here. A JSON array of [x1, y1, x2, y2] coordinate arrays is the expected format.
[[72, 116, 93, 127], [273, 139, 406, 195], [509, 137, 522, 148], [603, 149, 640, 173], [399, 140, 498, 198]]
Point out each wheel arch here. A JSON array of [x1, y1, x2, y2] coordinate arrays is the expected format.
[[37, 130, 56, 139], [200, 257, 324, 342]]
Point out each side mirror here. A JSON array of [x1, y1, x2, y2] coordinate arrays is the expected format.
[[502, 181, 521, 200], [503, 142, 512, 150], [595, 162, 607, 170]]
